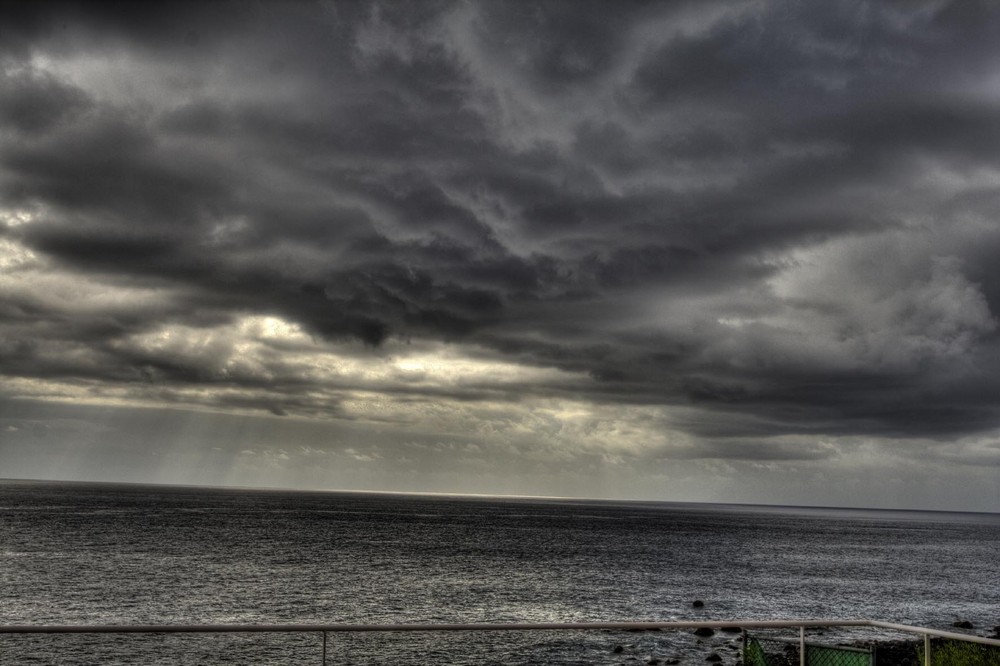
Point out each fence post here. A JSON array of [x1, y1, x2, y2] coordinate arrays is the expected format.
[[800, 627, 806, 666], [322, 631, 327, 666], [924, 633, 930, 666]]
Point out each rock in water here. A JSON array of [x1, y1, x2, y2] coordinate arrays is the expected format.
[[706, 653, 723, 662], [694, 627, 716, 637], [693, 600, 705, 608], [952, 621, 974, 629]]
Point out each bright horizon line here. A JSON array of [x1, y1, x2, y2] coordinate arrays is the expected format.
[[3, 476, 997, 517]]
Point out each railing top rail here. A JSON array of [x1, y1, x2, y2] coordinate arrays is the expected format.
[[0, 619, 997, 646], [0, 619, 869, 634], [867, 621, 1000, 647]]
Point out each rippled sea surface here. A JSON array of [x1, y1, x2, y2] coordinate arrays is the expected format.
[[1, 480, 997, 665]]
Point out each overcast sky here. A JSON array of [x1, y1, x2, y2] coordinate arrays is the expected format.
[[2, 1, 999, 511]]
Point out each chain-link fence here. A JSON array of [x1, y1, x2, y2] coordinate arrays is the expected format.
[[745, 632, 874, 666], [808, 642, 875, 666], [745, 633, 801, 666], [747, 630, 1000, 666]]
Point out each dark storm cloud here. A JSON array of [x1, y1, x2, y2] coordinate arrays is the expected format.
[[677, 368, 1000, 440], [662, 438, 838, 462], [2, 0, 1000, 446], [0, 65, 91, 135], [0, 0, 255, 54]]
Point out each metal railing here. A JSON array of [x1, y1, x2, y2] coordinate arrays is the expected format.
[[2, 619, 998, 665]]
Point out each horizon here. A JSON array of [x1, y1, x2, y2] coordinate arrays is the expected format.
[[5, 476, 998, 519], [2, 2, 999, 513]]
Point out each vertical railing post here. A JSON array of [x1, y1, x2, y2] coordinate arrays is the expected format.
[[322, 631, 327, 666], [800, 626, 806, 666], [924, 633, 931, 666]]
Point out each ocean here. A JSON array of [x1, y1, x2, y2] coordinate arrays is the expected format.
[[1, 480, 997, 665]]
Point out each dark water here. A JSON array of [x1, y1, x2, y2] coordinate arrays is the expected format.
[[1, 480, 998, 665]]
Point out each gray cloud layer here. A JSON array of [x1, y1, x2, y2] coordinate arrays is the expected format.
[[2, 1, 1000, 455]]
